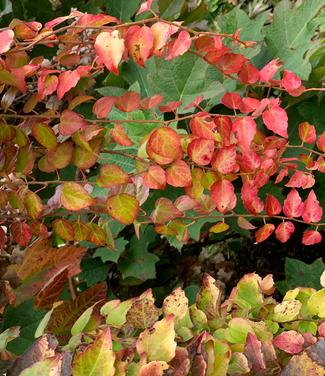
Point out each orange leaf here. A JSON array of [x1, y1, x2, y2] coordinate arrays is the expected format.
[[97, 164, 131, 188], [106, 194, 139, 225], [255, 224, 275, 243], [60, 182, 94, 211], [166, 160, 192, 187]]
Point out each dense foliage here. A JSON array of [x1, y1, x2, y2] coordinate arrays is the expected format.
[[0, 0, 325, 374]]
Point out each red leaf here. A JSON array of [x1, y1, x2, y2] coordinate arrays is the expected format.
[[125, 25, 153, 67], [151, 22, 178, 56], [262, 106, 288, 138], [259, 59, 281, 82], [58, 110, 89, 136], [10, 222, 32, 247], [215, 53, 246, 74], [110, 124, 133, 146], [265, 194, 282, 216], [285, 171, 315, 189], [95, 30, 125, 75], [275, 221, 295, 243], [302, 230, 322, 245], [37, 72, 58, 100], [187, 138, 214, 166], [241, 181, 264, 214], [302, 190, 323, 223], [211, 180, 237, 213], [143, 165, 166, 190], [221, 92, 242, 110], [194, 35, 223, 53], [158, 101, 182, 113], [281, 70, 302, 94], [183, 95, 205, 110], [211, 145, 237, 174], [232, 116, 257, 151], [273, 331, 304, 355], [150, 198, 184, 224], [115, 91, 140, 113], [166, 31, 192, 60], [239, 97, 260, 114], [140, 94, 164, 110], [147, 127, 182, 164], [238, 62, 259, 84], [244, 333, 266, 372], [283, 189, 304, 218], [57, 66, 89, 100], [0, 29, 14, 54], [136, 0, 153, 15], [255, 224, 275, 243], [214, 116, 232, 146], [166, 160, 192, 187], [93, 96, 115, 119], [317, 132, 325, 152], [298, 122, 316, 144], [190, 113, 216, 140]]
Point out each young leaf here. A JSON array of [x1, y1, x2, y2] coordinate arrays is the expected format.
[[0, 29, 14, 54], [275, 222, 295, 243], [58, 110, 89, 136], [125, 25, 153, 67], [106, 194, 139, 225], [60, 182, 94, 211], [262, 106, 288, 138], [316, 132, 325, 152], [259, 59, 281, 82], [92, 96, 115, 119], [273, 331, 304, 355], [188, 138, 215, 166], [147, 127, 182, 164], [166, 160, 192, 187], [283, 189, 304, 218], [110, 124, 134, 146], [211, 145, 237, 174], [265, 194, 282, 216], [255, 224, 275, 243], [32, 123, 57, 150], [302, 190, 323, 223], [232, 117, 257, 151], [166, 31, 192, 60], [95, 31, 125, 75], [221, 92, 242, 110], [143, 165, 166, 190], [150, 198, 183, 224], [302, 230, 322, 245], [115, 91, 141, 112], [72, 327, 115, 376]]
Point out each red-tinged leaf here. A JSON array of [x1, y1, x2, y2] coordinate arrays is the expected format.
[[0, 226, 7, 249], [298, 122, 316, 144], [275, 221, 295, 243], [110, 124, 134, 146], [147, 127, 181, 162], [255, 224, 275, 243], [96, 164, 131, 188], [158, 101, 182, 113], [143, 165, 166, 190], [32, 123, 57, 150], [187, 138, 214, 166], [44, 10, 82, 28], [136, 0, 153, 15], [281, 70, 302, 92], [49, 141, 73, 170], [0, 29, 14, 54], [30, 222, 49, 238], [232, 116, 257, 151], [140, 94, 164, 110], [241, 181, 264, 214], [265, 194, 282, 216], [166, 31, 192, 60], [190, 113, 216, 140], [302, 230, 322, 245], [115, 91, 140, 113], [286, 171, 315, 189], [239, 97, 260, 114], [194, 35, 223, 53], [215, 53, 247, 74], [68, 95, 95, 111], [72, 221, 90, 242], [76, 13, 119, 27], [302, 190, 323, 223], [273, 331, 304, 355], [10, 222, 32, 247], [183, 95, 205, 110], [164, 160, 191, 188], [259, 59, 281, 82], [262, 106, 288, 138], [0, 68, 26, 93], [211, 145, 237, 174], [72, 327, 115, 376], [95, 30, 125, 75], [58, 110, 89, 136], [237, 216, 256, 230], [16, 145, 35, 174], [317, 156, 325, 173], [244, 333, 266, 373], [150, 197, 184, 224], [57, 66, 89, 100], [211, 180, 237, 213], [318, 322, 325, 336], [221, 92, 242, 110], [87, 223, 106, 245], [125, 25, 153, 67], [60, 182, 94, 211], [52, 219, 74, 241], [25, 191, 43, 219], [317, 132, 325, 152], [151, 22, 178, 56], [238, 62, 259, 84], [37, 73, 58, 100], [204, 45, 230, 64], [174, 195, 198, 211], [106, 193, 139, 225], [209, 222, 230, 233], [275, 168, 289, 184], [214, 116, 232, 146], [283, 189, 304, 218]]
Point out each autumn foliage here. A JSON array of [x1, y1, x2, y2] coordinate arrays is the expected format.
[[0, 0, 325, 374]]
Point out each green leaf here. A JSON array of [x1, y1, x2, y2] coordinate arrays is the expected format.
[[158, 0, 185, 19], [94, 237, 128, 263], [19, 355, 62, 376], [79, 258, 108, 287], [61, 182, 94, 211], [265, 0, 325, 79], [72, 327, 115, 376], [71, 303, 97, 336], [0, 327, 20, 352], [100, 299, 133, 328], [105, 0, 141, 21], [277, 258, 325, 295], [118, 227, 159, 282]]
